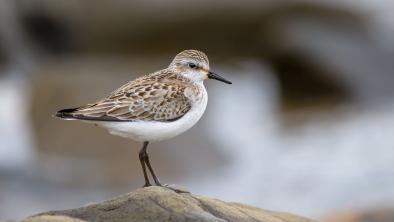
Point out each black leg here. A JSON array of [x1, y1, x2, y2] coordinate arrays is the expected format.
[[141, 141, 162, 186], [145, 156, 162, 186], [139, 142, 151, 187]]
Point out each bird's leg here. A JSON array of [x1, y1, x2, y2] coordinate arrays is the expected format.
[[139, 142, 151, 187], [142, 141, 162, 186]]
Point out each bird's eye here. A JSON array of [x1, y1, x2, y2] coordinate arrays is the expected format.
[[188, 63, 197, 69]]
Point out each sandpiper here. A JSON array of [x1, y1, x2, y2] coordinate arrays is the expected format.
[[56, 50, 232, 187]]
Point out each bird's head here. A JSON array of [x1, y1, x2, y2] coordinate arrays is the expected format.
[[169, 50, 232, 84]]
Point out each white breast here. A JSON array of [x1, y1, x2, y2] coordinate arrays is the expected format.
[[96, 85, 208, 142]]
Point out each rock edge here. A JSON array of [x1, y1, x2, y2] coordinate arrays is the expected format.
[[23, 185, 317, 222]]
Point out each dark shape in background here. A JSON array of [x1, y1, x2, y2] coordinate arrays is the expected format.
[[21, 9, 73, 54]]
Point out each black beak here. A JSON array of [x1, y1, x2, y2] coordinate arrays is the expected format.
[[208, 71, 232, 84]]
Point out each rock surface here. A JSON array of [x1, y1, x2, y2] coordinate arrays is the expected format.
[[23, 185, 317, 222]]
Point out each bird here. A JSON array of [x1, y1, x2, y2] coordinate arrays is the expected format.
[[55, 49, 232, 187]]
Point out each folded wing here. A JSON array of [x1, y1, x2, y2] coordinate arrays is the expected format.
[[56, 80, 191, 122]]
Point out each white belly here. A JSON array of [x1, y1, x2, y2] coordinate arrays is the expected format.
[[96, 89, 208, 142]]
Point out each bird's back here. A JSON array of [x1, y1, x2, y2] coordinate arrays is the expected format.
[[56, 69, 198, 123]]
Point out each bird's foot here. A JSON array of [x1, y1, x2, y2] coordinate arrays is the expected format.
[[142, 183, 152, 188], [142, 182, 163, 188], [163, 184, 190, 194], [154, 181, 162, 186]]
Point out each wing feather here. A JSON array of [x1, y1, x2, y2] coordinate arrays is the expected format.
[[58, 73, 192, 122]]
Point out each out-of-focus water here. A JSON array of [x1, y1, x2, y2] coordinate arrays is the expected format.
[[0, 74, 35, 169]]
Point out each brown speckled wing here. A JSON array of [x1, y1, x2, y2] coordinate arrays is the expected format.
[[62, 72, 192, 122]]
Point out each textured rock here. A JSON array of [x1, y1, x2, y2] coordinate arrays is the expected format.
[[23, 185, 317, 222], [23, 215, 86, 222]]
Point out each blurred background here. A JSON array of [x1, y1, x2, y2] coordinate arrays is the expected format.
[[1, 0, 394, 221]]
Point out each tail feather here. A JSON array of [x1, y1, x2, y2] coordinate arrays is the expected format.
[[55, 107, 128, 121], [55, 108, 79, 119]]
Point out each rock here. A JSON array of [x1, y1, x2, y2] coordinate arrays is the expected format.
[[23, 215, 86, 222], [23, 186, 316, 222]]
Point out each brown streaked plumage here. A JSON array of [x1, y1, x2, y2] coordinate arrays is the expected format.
[[170, 50, 209, 67], [56, 50, 211, 122], [57, 70, 196, 122]]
